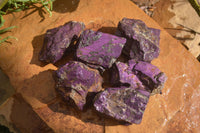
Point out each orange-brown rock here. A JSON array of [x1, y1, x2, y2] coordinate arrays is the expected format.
[[0, 0, 199, 132]]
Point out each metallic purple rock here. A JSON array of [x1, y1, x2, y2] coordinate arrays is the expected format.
[[77, 30, 126, 68], [132, 61, 167, 94], [116, 18, 160, 62], [56, 61, 103, 110], [39, 21, 85, 63], [94, 87, 150, 124]]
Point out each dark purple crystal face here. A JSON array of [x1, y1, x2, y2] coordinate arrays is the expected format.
[[39, 21, 85, 63], [116, 18, 160, 62], [94, 87, 150, 124], [56, 61, 103, 110], [76, 30, 127, 68]]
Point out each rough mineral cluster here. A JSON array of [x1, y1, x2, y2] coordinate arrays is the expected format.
[[116, 18, 160, 62], [39, 21, 85, 63], [77, 30, 127, 68], [39, 18, 167, 125], [111, 60, 167, 94], [55, 61, 103, 110]]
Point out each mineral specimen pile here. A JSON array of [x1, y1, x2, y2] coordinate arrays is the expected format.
[[93, 18, 166, 124], [116, 18, 160, 62], [76, 30, 127, 68], [39, 18, 167, 125], [55, 61, 103, 110], [95, 59, 167, 124], [39, 21, 85, 63]]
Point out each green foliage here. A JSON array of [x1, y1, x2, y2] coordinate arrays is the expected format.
[[0, 0, 54, 45], [4, 0, 54, 16], [0, 12, 17, 45]]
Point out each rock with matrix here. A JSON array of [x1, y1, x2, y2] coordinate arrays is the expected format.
[[55, 61, 103, 110], [116, 18, 160, 62], [94, 87, 150, 124], [132, 61, 167, 94], [77, 30, 126, 68], [39, 21, 85, 63], [111, 61, 144, 89]]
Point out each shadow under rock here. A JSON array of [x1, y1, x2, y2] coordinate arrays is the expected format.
[[53, 0, 80, 13], [31, 34, 48, 67], [53, 41, 78, 68], [21, 70, 57, 104], [98, 27, 117, 34], [21, 5, 47, 22]]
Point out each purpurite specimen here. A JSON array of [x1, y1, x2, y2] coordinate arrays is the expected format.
[[111, 61, 144, 89], [39, 19, 167, 125], [94, 87, 150, 124], [56, 61, 103, 110], [77, 30, 127, 68], [132, 61, 167, 94], [116, 18, 160, 62], [94, 59, 167, 124], [39, 21, 85, 63]]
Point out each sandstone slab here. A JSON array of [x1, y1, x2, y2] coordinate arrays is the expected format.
[[0, 0, 199, 132]]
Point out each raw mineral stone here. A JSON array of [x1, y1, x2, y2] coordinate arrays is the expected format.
[[116, 18, 160, 62], [94, 87, 150, 124], [39, 21, 85, 63], [55, 61, 103, 110], [111, 61, 144, 89], [132, 61, 167, 94], [76, 30, 126, 68]]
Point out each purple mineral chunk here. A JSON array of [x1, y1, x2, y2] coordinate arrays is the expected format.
[[94, 87, 150, 124], [56, 61, 103, 110], [116, 18, 160, 62], [111, 61, 144, 89], [77, 30, 126, 68], [132, 61, 167, 94], [39, 21, 85, 63]]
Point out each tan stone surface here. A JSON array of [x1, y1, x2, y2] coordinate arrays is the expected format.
[[0, 0, 200, 132], [153, 0, 200, 58]]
